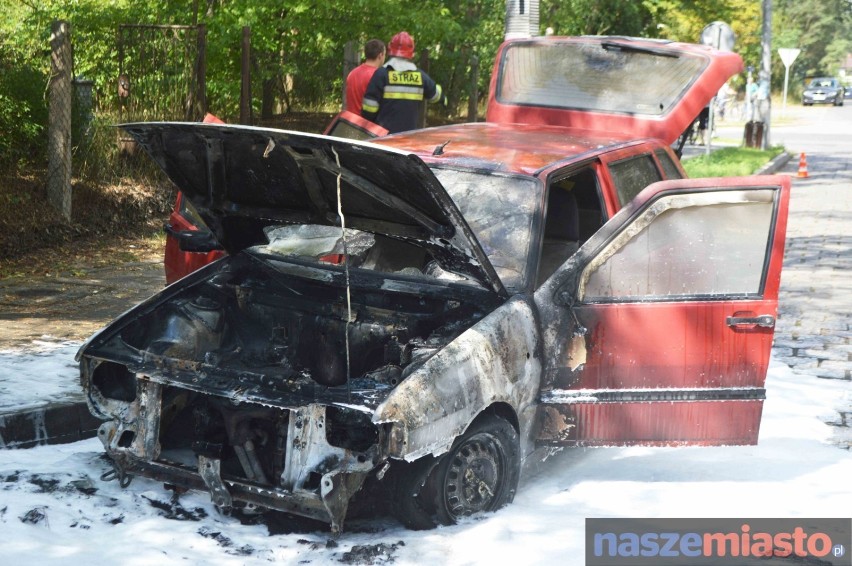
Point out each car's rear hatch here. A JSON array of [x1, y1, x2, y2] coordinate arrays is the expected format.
[[486, 36, 743, 144]]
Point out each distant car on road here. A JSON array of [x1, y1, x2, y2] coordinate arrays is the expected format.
[[802, 77, 844, 106], [845, 85, 852, 99]]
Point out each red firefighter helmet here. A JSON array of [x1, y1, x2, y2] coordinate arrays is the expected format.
[[388, 31, 415, 59]]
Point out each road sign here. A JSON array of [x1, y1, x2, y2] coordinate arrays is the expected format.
[[701, 21, 735, 52], [778, 48, 801, 68], [778, 48, 801, 115], [700, 22, 735, 156]]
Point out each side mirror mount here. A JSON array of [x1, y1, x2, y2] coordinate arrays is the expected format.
[[165, 224, 224, 253], [556, 288, 574, 307], [555, 285, 588, 337]]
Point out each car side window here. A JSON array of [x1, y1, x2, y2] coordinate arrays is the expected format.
[[536, 167, 604, 287], [608, 154, 663, 207], [579, 190, 776, 302], [654, 149, 683, 180]]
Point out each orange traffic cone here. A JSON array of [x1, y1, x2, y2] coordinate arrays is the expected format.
[[797, 152, 809, 178]]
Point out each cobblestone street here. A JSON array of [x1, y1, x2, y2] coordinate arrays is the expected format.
[[768, 106, 852, 448]]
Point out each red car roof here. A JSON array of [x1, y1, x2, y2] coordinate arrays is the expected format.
[[371, 122, 642, 175]]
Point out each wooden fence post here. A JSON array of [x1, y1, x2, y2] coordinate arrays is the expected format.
[[240, 26, 252, 124], [47, 20, 72, 221], [343, 41, 360, 111], [468, 55, 480, 122], [196, 24, 207, 118]]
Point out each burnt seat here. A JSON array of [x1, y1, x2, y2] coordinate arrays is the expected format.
[[538, 188, 580, 283]]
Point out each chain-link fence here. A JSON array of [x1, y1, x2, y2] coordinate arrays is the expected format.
[[118, 24, 206, 123], [45, 20, 206, 220]]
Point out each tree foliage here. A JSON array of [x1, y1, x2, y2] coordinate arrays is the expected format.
[[1, 0, 850, 169], [540, 0, 658, 37], [774, 0, 852, 87]]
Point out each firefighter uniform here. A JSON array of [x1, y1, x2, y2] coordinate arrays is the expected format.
[[361, 58, 443, 134]]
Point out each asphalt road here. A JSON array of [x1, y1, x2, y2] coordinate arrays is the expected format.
[[0, 260, 165, 351]]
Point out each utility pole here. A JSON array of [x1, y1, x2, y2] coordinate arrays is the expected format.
[[760, 0, 772, 149]]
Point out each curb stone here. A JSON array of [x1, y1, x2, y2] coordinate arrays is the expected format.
[[0, 402, 101, 449], [755, 151, 793, 176]]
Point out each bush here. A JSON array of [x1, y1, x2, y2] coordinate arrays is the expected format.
[[0, 59, 48, 168]]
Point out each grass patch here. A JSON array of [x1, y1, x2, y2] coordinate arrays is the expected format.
[[683, 146, 785, 177]]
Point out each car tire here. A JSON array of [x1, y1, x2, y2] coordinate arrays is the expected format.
[[432, 414, 521, 525], [392, 413, 520, 529], [390, 456, 441, 530]]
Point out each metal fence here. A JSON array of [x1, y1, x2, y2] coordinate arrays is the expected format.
[[117, 23, 207, 123]]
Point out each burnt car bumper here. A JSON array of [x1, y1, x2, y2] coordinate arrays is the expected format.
[[84, 367, 385, 531], [77, 243, 504, 531]]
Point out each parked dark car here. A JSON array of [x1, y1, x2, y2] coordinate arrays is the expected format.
[[78, 36, 790, 532], [844, 85, 852, 100], [802, 77, 844, 106]]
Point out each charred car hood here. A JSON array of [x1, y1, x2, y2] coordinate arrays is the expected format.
[[122, 122, 506, 297]]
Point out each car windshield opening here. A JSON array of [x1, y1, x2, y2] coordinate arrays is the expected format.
[[431, 168, 540, 292]]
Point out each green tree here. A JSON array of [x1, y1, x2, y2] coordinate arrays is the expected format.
[[5, 0, 849, 170], [775, 0, 852, 87], [646, 0, 762, 90], [540, 0, 657, 36]]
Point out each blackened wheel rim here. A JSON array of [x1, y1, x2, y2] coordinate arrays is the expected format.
[[433, 414, 520, 524], [393, 414, 520, 529], [443, 432, 505, 517]]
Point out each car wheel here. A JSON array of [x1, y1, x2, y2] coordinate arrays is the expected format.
[[433, 414, 520, 524], [392, 414, 520, 529], [390, 456, 441, 530]]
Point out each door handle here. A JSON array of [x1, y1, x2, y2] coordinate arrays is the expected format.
[[726, 315, 775, 328]]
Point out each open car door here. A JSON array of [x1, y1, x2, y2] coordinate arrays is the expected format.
[[535, 175, 790, 446], [323, 110, 388, 140]]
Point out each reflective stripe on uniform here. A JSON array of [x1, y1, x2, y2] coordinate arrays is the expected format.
[[384, 92, 424, 101], [383, 84, 424, 101], [429, 84, 443, 103], [362, 96, 379, 113]]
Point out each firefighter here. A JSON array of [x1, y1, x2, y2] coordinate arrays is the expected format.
[[361, 31, 445, 134]]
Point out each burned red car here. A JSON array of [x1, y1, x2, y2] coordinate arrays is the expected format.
[[78, 36, 790, 532]]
